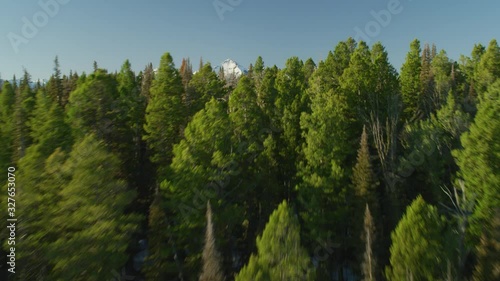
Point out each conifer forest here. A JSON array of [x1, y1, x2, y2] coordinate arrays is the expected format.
[[0, 38, 499, 280]]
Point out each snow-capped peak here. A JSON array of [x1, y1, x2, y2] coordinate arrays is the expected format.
[[216, 59, 248, 78]]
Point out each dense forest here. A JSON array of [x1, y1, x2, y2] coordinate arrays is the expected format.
[[0, 38, 499, 281]]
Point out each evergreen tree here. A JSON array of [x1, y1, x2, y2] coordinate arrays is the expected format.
[[16, 148, 67, 281], [47, 56, 64, 107], [475, 39, 500, 96], [116, 59, 145, 177], [472, 208, 500, 281], [66, 69, 120, 144], [303, 58, 316, 83], [400, 39, 423, 122], [180, 57, 193, 89], [141, 63, 155, 103], [16, 86, 72, 281], [385, 196, 450, 281], [350, 126, 380, 277], [253, 56, 265, 87], [458, 43, 485, 110], [199, 201, 225, 281], [187, 62, 225, 117], [235, 201, 315, 281], [167, 98, 234, 279], [362, 205, 376, 281], [275, 56, 308, 195], [256, 65, 279, 127], [453, 80, 500, 244], [401, 90, 470, 203], [297, 39, 356, 278], [47, 134, 140, 280], [0, 81, 16, 169], [13, 70, 36, 162], [370, 42, 399, 122], [420, 43, 434, 117], [340, 40, 376, 129], [430, 50, 453, 112], [143, 52, 185, 178], [143, 192, 171, 280], [352, 126, 377, 205]]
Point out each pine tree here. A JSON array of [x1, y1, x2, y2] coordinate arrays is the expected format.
[[352, 126, 378, 208], [47, 56, 64, 106], [453, 80, 500, 244], [400, 39, 423, 122], [472, 208, 500, 281], [297, 39, 356, 278], [340, 40, 376, 128], [141, 63, 155, 102], [430, 50, 453, 112], [66, 69, 120, 144], [180, 57, 193, 89], [229, 76, 264, 145], [256, 65, 278, 127], [275, 56, 308, 194], [13, 70, 36, 162], [385, 196, 449, 281], [168, 98, 234, 279], [199, 201, 225, 281], [370, 42, 399, 122], [143, 192, 171, 280], [0, 81, 16, 169], [351, 126, 379, 268], [362, 205, 376, 281], [116, 60, 145, 176], [235, 201, 315, 281], [253, 56, 265, 87], [17, 148, 67, 281], [475, 39, 500, 96], [15, 85, 72, 280], [143, 52, 184, 178], [47, 134, 140, 280], [303, 58, 316, 83], [187, 62, 225, 117], [420, 43, 434, 116]]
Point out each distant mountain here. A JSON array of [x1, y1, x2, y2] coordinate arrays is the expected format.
[[215, 59, 248, 79]]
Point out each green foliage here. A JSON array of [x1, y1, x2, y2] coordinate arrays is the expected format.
[[0, 81, 16, 169], [275, 56, 308, 154], [66, 69, 120, 142], [453, 80, 500, 244], [386, 196, 450, 281], [401, 91, 470, 201], [143, 193, 171, 280], [47, 134, 140, 280], [400, 39, 423, 122], [472, 208, 500, 281], [235, 201, 315, 281], [475, 39, 500, 96], [297, 39, 358, 276], [143, 52, 185, 176], [167, 98, 235, 278], [187, 62, 226, 117], [13, 71, 37, 162], [1, 39, 498, 280]]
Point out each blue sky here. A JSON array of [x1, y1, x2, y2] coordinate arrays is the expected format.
[[1, 0, 499, 80]]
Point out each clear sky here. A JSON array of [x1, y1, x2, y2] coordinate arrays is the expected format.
[[1, 0, 499, 80]]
